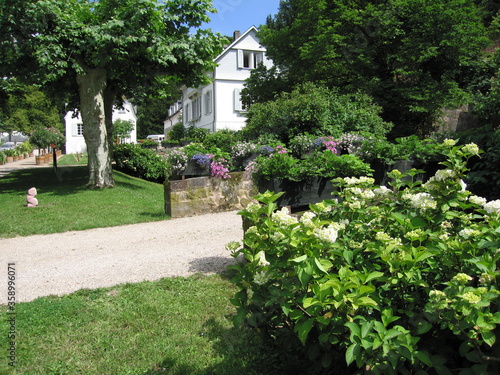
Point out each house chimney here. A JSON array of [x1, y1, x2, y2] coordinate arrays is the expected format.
[[233, 30, 241, 41]]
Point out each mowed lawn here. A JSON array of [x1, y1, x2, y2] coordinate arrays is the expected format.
[[0, 164, 320, 375], [0, 165, 167, 238]]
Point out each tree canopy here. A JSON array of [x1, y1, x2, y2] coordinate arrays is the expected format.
[[1, 0, 227, 187], [0, 85, 63, 136], [252, 0, 491, 137]]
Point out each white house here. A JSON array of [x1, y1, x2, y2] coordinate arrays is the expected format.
[[64, 101, 138, 154], [164, 100, 183, 134], [178, 26, 273, 132]]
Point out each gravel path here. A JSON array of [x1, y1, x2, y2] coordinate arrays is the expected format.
[[1, 155, 244, 302], [0, 211, 243, 302]]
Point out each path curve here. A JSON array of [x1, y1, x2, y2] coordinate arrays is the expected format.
[[0, 211, 243, 302]]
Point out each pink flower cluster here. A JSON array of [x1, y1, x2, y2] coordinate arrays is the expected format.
[[275, 145, 288, 154], [322, 137, 339, 153], [211, 159, 231, 179]]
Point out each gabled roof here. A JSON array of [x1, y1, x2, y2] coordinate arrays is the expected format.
[[213, 25, 260, 63]]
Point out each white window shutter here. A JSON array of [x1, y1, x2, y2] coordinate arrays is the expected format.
[[255, 52, 263, 66], [72, 123, 77, 137], [237, 49, 244, 69], [234, 88, 242, 111]]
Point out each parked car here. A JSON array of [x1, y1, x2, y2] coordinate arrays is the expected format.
[[0, 142, 16, 151]]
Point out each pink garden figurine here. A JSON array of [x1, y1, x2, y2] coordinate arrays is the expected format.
[[26, 187, 38, 208]]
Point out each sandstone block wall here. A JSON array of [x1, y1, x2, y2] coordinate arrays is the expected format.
[[164, 172, 257, 218]]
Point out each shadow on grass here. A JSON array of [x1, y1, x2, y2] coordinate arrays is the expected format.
[[0, 167, 153, 196], [141, 317, 340, 375], [0, 166, 88, 195]]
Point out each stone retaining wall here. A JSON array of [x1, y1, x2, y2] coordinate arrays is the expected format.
[[164, 171, 257, 218]]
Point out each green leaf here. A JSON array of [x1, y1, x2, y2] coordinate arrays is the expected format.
[[345, 321, 361, 338], [416, 350, 433, 366], [345, 343, 360, 365], [415, 320, 433, 335], [481, 331, 496, 347], [295, 318, 314, 345], [291, 254, 307, 263], [303, 297, 319, 309], [364, 271, 384, 283]]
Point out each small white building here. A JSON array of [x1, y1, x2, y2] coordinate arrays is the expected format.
[[65, 101, 138, 154], [179, 26, 273, 132]]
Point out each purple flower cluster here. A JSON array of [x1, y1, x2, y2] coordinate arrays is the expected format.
[[258, 146, 274, 156], [211, 159, 231, 179], [191, 153, 211, 167]]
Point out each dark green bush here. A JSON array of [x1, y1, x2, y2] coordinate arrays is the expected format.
[[458, 126, 500, 200], [113, 144, 168, 183], [243, 82, 392, 143], [202, 129, 241, 154]]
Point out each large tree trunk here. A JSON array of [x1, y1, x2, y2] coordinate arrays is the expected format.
[[76, 68, 115, 188]]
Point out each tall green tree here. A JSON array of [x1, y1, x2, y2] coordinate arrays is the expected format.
[[1, 0, 226, 187], [254, 0, 490, 136], [1, 85, 62, 136]]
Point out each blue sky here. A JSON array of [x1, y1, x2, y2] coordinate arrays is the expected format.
[[202, 0, 281, 37]]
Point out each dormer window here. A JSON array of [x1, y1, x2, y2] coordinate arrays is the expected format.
[[237, 49, 263, 69]]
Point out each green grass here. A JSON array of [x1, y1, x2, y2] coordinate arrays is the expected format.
[[55, 153, 88, 165], [0, 168, 323, 374], [0, 166, 167, 238], [0, 274, 316, 375]]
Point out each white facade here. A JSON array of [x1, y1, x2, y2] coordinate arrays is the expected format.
[[181, 26, 273, 132], [65, 101, 138, 154], [164, 101, 183, 134]]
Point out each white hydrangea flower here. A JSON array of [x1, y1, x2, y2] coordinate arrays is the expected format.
[[404, 229, 425, 241], [461, 292, 481, 304], [443, 139, 457, 147], [257, 251, 270, 267], [271, 231, 285, 242], [314, 225, 338, 243], [375, 232, 392, 241], [348, 201, 362, 210], [373, 186, 391, 196], [246, 202, 261, 213], [438, 233, 450, 241], [246, 226, 259, 235], [434, 169, 455, 181], [469, 195, 487, 206], [344, 176, 374, 185], [483, 200, 500, 214], [299, 211, 317, 228], [402, 192, 437, 211], [452, 273, 473, 284], [458, 228, 480, 239], [271, 207, 299, 226], [429, 290, 446, 299], [462, 143, 480, 156], [459, 179, 467, 192], [254, 271, 270, 285]]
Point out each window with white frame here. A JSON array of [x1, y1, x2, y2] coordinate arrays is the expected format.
[[234, 88, 247, 112], [204, 91, 212, 115], [76, 123, 84, 136], [185, 103, 190, 123], [191, 96, 202, 120], [237, 49, 264, 69]]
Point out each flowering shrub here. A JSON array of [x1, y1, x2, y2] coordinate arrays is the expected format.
[[165, 148, 189, 175], [231, 142, 258, 159], [229, 140, 500, 374], [191, 153, 211, 168], [211, 158, 231, 179]]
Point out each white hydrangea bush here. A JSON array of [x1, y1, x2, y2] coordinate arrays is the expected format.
[[228, 140, 500, 374]]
